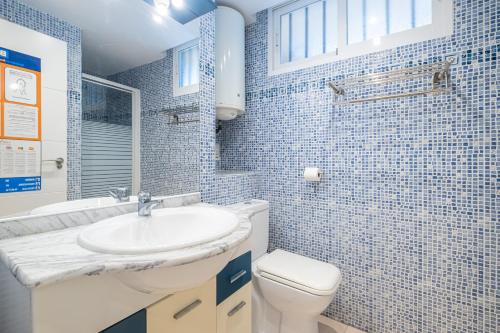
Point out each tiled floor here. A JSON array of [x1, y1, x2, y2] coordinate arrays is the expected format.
[[319, 316, 366, 333]]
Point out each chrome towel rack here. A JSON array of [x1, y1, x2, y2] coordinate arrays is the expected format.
[[328, 59, 453, 104], [150, 103, 199, 125]]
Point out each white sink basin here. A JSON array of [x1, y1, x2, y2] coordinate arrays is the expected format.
[[78, 206, 239, 254], [77, 205, 242, 294], [31, 196, 138, 215]]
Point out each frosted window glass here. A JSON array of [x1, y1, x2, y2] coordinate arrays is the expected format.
[[279, 0, 338, 64], [178, 44, 199, 88], [389, 0, 412, 33], [347, 0, 364, 44], [347, 0, 433, 44], [325, 0, 338, 53], [365, 0, 387, 40], [185, 49, 192, 86], [308, 1, 324, 57], [415, 0, 432, 27], [179, 49, 187, 87], [291, 7, 306, 61], [185, 48, 192, 86], [280, 14, 291, 63], [189, 45, 199, 86]]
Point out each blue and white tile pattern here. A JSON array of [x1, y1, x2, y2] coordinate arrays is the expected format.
[[214, 1, 499, 332]]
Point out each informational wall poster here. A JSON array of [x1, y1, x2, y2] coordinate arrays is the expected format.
[[0, 140, 41, 193], [0, 47, 42, 194]]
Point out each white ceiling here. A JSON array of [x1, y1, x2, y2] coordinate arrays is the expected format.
[[22, 0, 200, 76], [218, 0, 286, 24], [19, 0, 284, 76]]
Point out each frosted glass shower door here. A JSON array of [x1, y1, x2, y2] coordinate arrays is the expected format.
[[81, 75, 140, 198]]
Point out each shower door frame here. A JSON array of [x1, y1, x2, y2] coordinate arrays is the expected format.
[[82, 73, 141, 194]]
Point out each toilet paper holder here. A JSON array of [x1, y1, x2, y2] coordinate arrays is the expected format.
[[304, 167, 322, 182]]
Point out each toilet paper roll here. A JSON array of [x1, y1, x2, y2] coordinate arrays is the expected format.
[[304, 167, 322, 182]]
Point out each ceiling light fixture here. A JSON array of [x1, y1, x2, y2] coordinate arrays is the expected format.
[[154, 0, 170, 16], [144, 0, 215, 24], [171, 0, 184, 9], [152, 14, 163, 24]]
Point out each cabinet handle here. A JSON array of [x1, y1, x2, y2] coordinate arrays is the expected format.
[[227, 301, 247, 317], [229, 270, 247, 284], [173, 299, 202, 320]]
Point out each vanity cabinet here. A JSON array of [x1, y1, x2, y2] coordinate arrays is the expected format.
[[147, 278, 216, 333], [98, 252, 252, 333], [216, 251, 251, 305], [216, 283, 252, 333], [100, 310, 146, 333], [216, 251, 252, 333]]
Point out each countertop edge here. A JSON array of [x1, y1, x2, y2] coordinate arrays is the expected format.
[[0, 205, 252, 289]]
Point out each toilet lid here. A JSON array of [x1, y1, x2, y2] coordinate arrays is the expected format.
[[256, 249, 341, 296]]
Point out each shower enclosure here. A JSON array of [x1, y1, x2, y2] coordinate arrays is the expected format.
[[81, 74, 140, 198]]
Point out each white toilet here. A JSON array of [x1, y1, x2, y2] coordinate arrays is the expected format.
[[229, 200, 342, 333]]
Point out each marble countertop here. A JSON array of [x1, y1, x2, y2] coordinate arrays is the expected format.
[[0, 193, 201, 240], [0, 204, 251, 289]]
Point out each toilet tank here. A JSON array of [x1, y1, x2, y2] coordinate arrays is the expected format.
[[227, 200, 269, 259]]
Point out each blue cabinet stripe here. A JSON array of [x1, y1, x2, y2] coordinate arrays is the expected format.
[[100, 309, 146, 333], [216, 251, 252, 305]]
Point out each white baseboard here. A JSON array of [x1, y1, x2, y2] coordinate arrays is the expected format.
[[319, 315, 367, 333]]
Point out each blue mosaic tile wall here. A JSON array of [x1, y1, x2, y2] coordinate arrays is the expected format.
[[111, 49, 199, 196], [218, 1, 499, 332], [198, 12, 257, 206], [0, 0, 82, 200], [212, 171, 260, 206], [199, 12, 218, 203], [215, 124, 260, 204]]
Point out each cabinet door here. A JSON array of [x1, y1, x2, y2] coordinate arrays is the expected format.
[[216, 283, 251, 333], [100, 310, 146, 333], [217, 251, 251, 305], [147, 278, 216, 333]]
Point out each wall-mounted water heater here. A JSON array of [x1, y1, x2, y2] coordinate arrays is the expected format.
[[215, 6, 245, 121]]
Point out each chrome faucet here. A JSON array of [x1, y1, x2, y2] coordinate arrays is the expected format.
[[109, 187, 130, 202], [137, 191, 161, 217]]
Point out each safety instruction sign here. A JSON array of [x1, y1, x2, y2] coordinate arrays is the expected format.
[[0, 47, 42, 193]]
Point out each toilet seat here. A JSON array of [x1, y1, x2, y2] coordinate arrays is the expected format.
[[256, 249, 341, 296]]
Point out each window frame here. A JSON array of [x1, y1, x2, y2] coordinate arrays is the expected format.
[[268, 0, 453, 76], [173, 38, 200, 97]]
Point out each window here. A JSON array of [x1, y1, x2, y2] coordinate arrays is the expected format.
[[270, 0, 453, 74], [346, 0, 432, 44], [277, 0, 338, 64], [173, 39, 199, 96]]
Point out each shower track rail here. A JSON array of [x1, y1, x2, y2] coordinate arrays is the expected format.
[[328, 58, 453, 104]]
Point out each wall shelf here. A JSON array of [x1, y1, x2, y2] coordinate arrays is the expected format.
[[153, 103, 199, 125], [328, 59, 453, 104]]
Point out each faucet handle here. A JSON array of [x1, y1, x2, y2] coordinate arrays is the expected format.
[[137, 191, 162, 217], [114, 187, 129, 195], [109, 187, 130, 202], [138, 191, 152, 203]]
